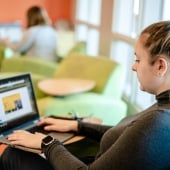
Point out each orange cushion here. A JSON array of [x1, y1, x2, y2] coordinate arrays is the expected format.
[[0, 144, 7, 156]]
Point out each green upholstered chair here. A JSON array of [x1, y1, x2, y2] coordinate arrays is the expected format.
[[0, 45, 16, 69], [1, 56, 57, 77], [0, 72, 47, 100], [0, 56, 58, 99], [38, 54, 127, 125], [0, 45, 6, 68]]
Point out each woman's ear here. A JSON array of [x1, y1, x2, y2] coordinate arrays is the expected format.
[[155, 57, 168, 76]]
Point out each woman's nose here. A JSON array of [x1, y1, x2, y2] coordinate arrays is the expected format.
[[132, 63, 137, 71]]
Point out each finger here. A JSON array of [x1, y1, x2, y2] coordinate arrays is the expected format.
[[8, 134, 21, 141], [35, 132, 43, 135], [13, 130, 26, 133], [44, 125, 57, 131], [38, 118, 50, 125], [38, 118, 55, 125], [10, 140, 27, 147], [13, 130, 32, 136]]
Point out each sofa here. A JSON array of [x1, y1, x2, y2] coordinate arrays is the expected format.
[[0, 54, 127, 125]]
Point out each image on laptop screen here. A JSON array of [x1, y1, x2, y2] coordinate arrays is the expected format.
[[0, 73, 39, 136]]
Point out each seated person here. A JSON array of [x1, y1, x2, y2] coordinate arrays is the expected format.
[[1, 21, 170, 170], [2, 6, 57, 62]]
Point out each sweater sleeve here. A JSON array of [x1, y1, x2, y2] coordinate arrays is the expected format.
[[77, 120, 112, 141], [7, 29, 35, 53], [43, 111, 170, 170]]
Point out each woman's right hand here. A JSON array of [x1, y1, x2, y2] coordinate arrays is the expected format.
[[37, 117, 78, 132]]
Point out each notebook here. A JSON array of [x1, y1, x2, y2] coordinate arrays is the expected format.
[[0, 73, 75, 153]]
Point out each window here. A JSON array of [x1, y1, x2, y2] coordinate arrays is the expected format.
[[76, 0, 89, 22], [112, 0, 135, 36], [162, 0, 170, 20], [86, 29, 99, 55], [75, 0, 101, 55], [111, 0, 163, 109], [74, 0, 169, 111], [111, 40, 134, 98]]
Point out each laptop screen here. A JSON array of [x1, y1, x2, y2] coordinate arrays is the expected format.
[[0, 73, 39, 135]]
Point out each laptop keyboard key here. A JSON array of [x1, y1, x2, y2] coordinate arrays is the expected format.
[[27, 126, 48, 134]]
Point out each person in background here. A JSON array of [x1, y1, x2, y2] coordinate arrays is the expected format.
[[1, 20, 170, 170], [2, 6, 57, 62]]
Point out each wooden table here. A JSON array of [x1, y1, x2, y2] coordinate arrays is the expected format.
[[38, 78, 96, 96]]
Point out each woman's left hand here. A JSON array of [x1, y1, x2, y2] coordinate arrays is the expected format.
[[7, 130, 46, 149]]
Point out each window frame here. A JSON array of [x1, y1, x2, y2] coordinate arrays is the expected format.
[[74, 0, 167, 111]]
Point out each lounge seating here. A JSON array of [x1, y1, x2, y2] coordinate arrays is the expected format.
[[0, 56, 58, 99], [0, 56, 57, 77], [0, 54, 127, 125], [38, 54, 127, 125]]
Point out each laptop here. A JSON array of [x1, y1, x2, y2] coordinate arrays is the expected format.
[[0, 73, 75, 153]]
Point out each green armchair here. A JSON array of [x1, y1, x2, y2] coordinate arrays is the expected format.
[[0, 56, 58, 99], [38, 54, 127, 125], [1, 56, 57, 77]]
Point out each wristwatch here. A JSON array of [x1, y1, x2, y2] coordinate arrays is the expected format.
[[41, 135, 55, 148]]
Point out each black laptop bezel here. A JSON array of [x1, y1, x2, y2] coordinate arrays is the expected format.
[[0, 73, 39, 135]]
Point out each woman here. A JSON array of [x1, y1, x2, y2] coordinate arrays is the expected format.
[[1, 21, 170, 170], [2, 6, 57, 61]]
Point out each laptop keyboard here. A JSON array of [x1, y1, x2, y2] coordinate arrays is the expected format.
[[27, 125, 48, 134]]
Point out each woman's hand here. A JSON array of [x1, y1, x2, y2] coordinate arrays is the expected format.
[[7, 118, 78, 149], [37, 117, 78, 132], [7, 130, 46, 149]]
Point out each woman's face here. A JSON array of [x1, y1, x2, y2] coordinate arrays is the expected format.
[[132, 35, 164, 95]]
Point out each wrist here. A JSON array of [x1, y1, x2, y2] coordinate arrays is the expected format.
[[70, 120, 78, 132], [41, 136, 62, 154], [41, 135, 55, 150]]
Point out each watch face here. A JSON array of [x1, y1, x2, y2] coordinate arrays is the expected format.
[[43, 136, 54, 144]]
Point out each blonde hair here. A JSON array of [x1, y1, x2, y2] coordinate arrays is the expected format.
[[141, 21, 170, 64]]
